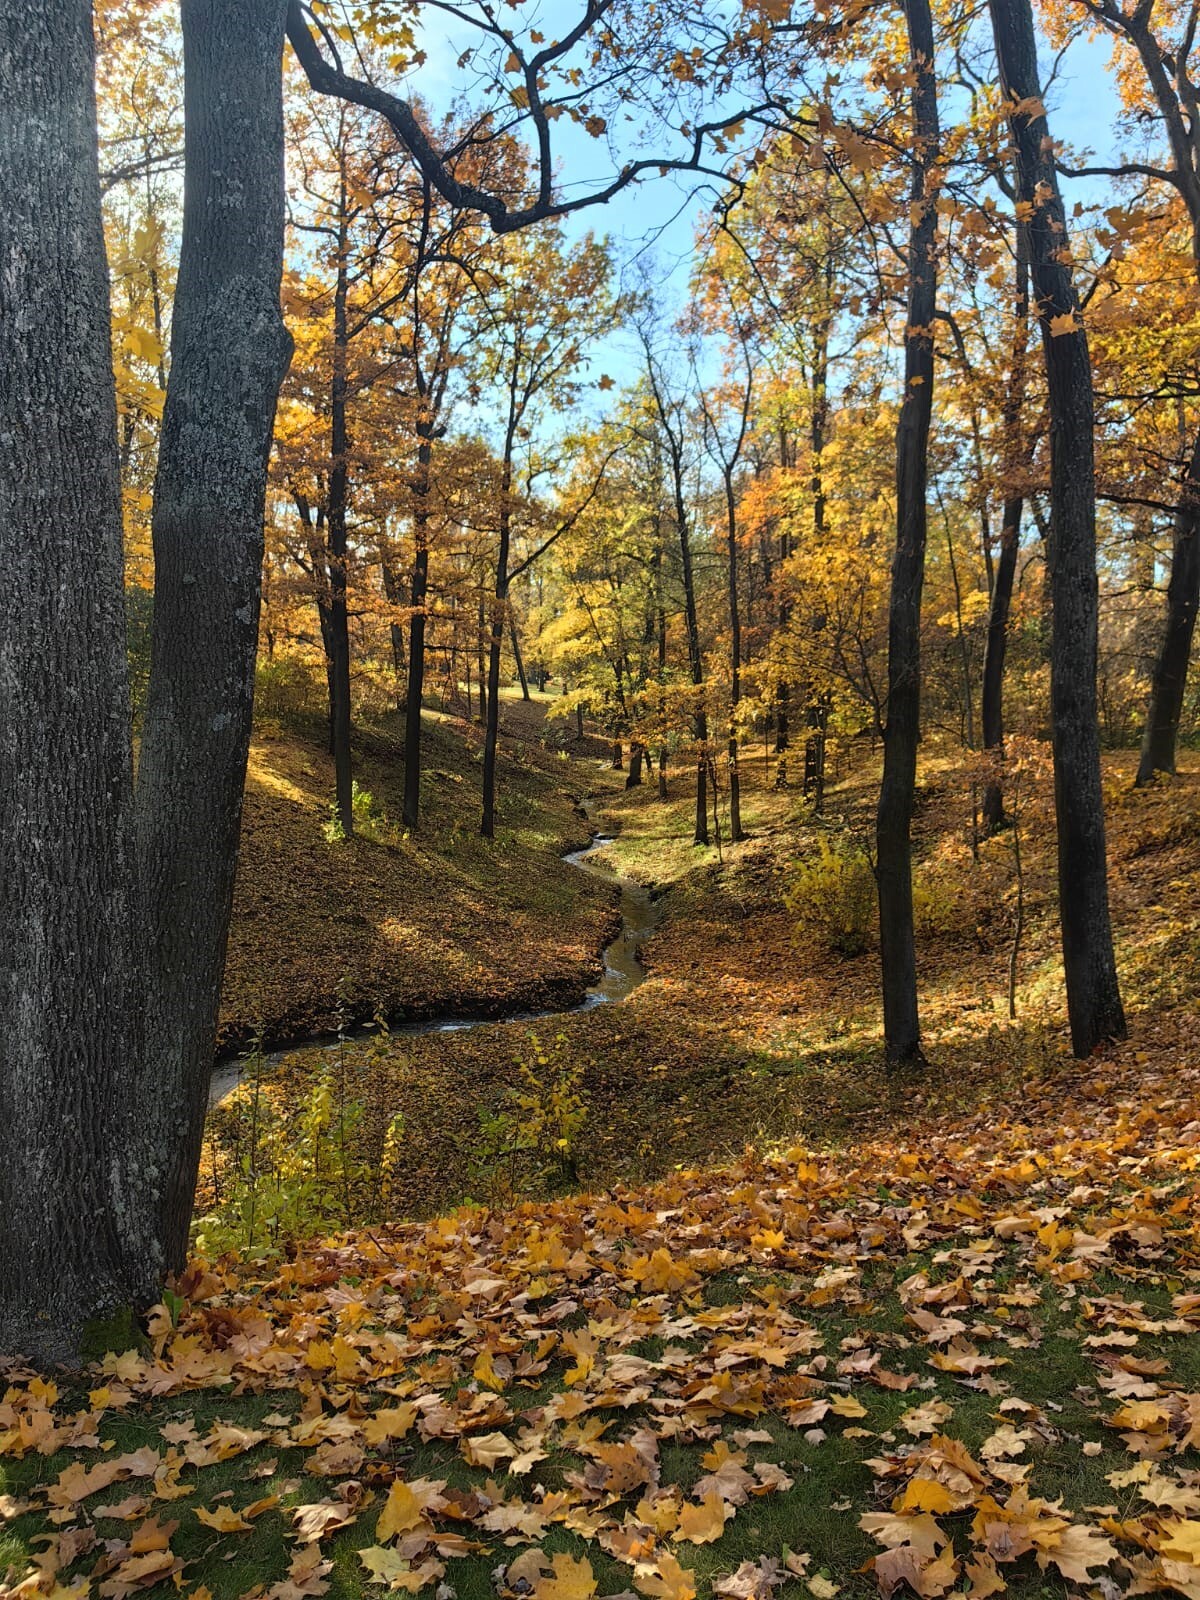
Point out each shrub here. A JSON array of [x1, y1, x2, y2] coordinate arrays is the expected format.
[[254, 655, 326, 725], [324, 780, 391, 843], [784, 832, 877, 956], [195, 1020, 407, 1258], [466, 1032, 590, 1207]]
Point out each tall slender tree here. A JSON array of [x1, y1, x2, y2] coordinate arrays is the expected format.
[[988, 0, 1127, 1055], [876, 0, 940, 1066]]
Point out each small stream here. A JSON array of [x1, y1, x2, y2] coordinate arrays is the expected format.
[[207, 814, 659, 1107]]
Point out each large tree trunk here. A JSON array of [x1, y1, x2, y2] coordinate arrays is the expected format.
[[0, 0, 153, 1362], [133, 0, 292, 1273], [989, 0, 1126, 1056], [876, 0, 939, 1067], [1137, 425, 1200, 783]]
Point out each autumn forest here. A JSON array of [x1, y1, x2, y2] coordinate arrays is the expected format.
[[6, 0, 1200, 1597]]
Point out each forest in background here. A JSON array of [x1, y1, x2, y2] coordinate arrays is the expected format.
[[8, 0, 1200, 1592]]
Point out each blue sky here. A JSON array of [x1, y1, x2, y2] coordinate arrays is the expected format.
[[405, 5, 1136, 398]]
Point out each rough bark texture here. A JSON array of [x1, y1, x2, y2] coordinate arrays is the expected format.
[[1137, 425, 1200, 782], [876, 0, 938, 1067], [989, 0, 1126, 1056], [134, 0, 292, 1272], [0, 0, 150, 1362]]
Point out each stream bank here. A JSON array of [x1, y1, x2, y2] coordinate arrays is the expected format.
[[208, 803, 662, 1106]]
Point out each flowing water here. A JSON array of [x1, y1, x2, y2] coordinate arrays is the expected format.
[[207, 820, 659, 1106]]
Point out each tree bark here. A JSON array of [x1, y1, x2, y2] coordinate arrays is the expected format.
[[381, 556, 407, 696], [402, 431, 433, 827], [509, 617, 531, 700], [981, 497, 1022, 830], [481, 469, 512, 838], [0, 0, 153, 1362], [678, 488, 709, 846], [133, 0, 292, 1272], [989, 0, 1126, 1056], [723, 466, 746, 841], [876, 0, 939, 1067], [326, 189, 354, 836], [981, 213, 1030, 833], [1137, 425, 1200, 782]]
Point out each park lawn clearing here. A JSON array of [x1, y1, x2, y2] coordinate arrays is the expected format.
[[4, 1050, 1200, 1600]]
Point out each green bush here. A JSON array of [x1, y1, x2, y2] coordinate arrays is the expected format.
[[195, 1021, 406, 1258], [784, 832, 877, 956], [324, 780, 391, 843], [466, 1032, 590, 1207]]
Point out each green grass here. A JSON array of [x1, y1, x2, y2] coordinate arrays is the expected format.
[[2, 1244, 1182, 1600]]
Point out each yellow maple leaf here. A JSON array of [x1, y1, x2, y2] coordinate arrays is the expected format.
[[533, 1553, 598, 1600], [635, 1553, 697, 1600], [461, 1431, 517, 1468], [1159, 1521, 1200, 1565], [361, 1406, 416, 1445], [1048, 313, 1080, 338], [830, 1394, 868, 1419], [359, 1544, 414, 1586], [376, 1479, 424, 1542], [195, 1504, 253, 1533], [899, 1479, 957, 1515], [674, 1491, 731, 1545]]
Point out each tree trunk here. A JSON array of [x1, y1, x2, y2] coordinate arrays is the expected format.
[[476, 596, 488, 726], [989, 0, 1126, 1056], [981, 497, 1022, 831], [724, 467, 746, 842], [775, 426, 792, 759], [627, 742, 645, 787], [402, 433, 432, 827], [876, 0, 938, 1067], [675, 468, 708, 846], [1137, 425, 1200, 782], [0, 0, 155, 1362], [982, 214, 1030, 834], [133, 0, 292, 1274], [481, 482, 511, 838], [509, 617, 531, 700], [381, 557, 407, 700], [326, 199, 354, 836], [296, 498, 337, 750]]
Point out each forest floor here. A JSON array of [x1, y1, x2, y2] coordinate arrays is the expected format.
[[4, 711, 1200, 1600], [211, 701, 1200, 1222], [219, 693, 618, 1049]]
